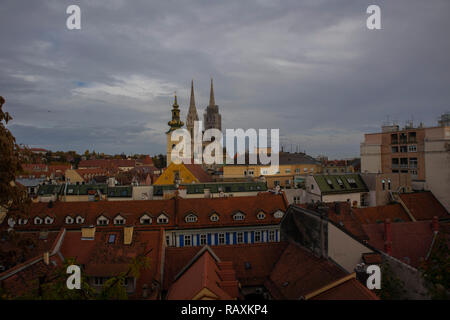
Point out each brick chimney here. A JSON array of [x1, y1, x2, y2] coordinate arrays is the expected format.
[[432, 216, 439, 233], [384, 219, 392, 255]]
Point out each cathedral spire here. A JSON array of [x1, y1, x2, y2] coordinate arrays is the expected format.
[[189, 79, 196, 109], [209, 78, 215, 106], [168, 92, 183, 132]]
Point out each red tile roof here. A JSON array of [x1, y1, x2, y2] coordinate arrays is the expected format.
[[399, 192, 449, 220], [60, 228, 163, 298], [7, 193, 287, 232], [164, 242, 288, 291], [184, 164, 214, 182], [352, 203, 411, 224], [309, 277, 379, 300], [362, 220, 436, 268], [266, 243, 347, 299], [166, 247, 238, 300]]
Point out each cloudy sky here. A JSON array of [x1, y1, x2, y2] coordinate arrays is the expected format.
[[1, 0, 449, 158]]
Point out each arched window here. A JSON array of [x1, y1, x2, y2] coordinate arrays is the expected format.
[[257, 211, 266, 220], [185, 214, 198, 223], [75, 216, 85, 224], [210, 213, 219, 222], [65, 216, 74, 224]]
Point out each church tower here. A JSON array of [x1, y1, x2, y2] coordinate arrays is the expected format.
[[166, 93, 184, 167], [186, 79, 199, 138], [203, 78, 222, 131]]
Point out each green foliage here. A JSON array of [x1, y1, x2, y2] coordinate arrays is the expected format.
[[376, 261, 406, 300], [0, 96, 30, 213], [420, 235, 450, 300]]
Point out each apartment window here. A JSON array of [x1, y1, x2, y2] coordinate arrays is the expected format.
[[184, 235, 192, 246], [408, 132, 417, 143], [295, 168, 300, 174], [254, 231, 261, 243], [218, 233, 225, 245], [391, 133, 398, 144], [303, 168, 308, 172], [236, 232, 244, 244], [310, 168, 314, 173], [399, 133, 407, 144], [392, 158, 399, 169], [311, 184, 314, 190], [293, 196, 301, 204], [248, 170, 254, 176], [391, 146, 399, 153], [285, 168, 291, 174], [268, 230, 275, 242], [400, 158, 408, 168], [285, 179, 290, 186], [274, 180, 280, 186], [108, 234, 116, 244], [388, 179, 391, 190], [199, 234, 207, 245], [400, 146, 407, 153], [166, 235, 170, 246], [409, 158, 418, 169], [408, 145, 417, 152], [382, 179, 385, 191]]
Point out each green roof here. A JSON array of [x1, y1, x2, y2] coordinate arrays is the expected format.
[[65, 184, 108, 196], [37, 184, 64, 196], [107, 186, 133, 198], [153, 181, 267, 196], [313, 174, 368, 195]]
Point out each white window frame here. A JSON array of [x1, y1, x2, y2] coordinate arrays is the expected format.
[[184, 234, 192, 246], [75, 216, 84, 224], [254, 231, 261, 243], [218, 233, 225, 245], [65, 216, 74, 224], [97, 216, 109, 226], [157, 214, 169, 224], [140, 214, 152, 225], [273, 210, 284, 219], [236, 232, 244, 244], [199, 234, 207, 245], [44, 216, 54, 225], [268, 230, 276, 242], [185, 214, 198, 223], [257, 212, 266, 220], [114, 215, 125, 225], [233, 212, 245, 221], [210, 214, 219, 222]]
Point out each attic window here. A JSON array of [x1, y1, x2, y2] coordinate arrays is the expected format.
[[140, 214, 152, 225], [233, 212, 245, 221], [337, 178, 344, 188], [65, 216, 74, 224], [97, 216, 109, 226], [108, 234, 116, 244], [185, 214, 198, 223], [346, 178, 358, 188], [114, 215, 125, 225], [210, 213, 219, 222], [67, 189, 74, 194], [34, 217, 43, 225], [44, 216, 54, 225], [326, 179, 334, 189], [273, 210, 284, 219], [257, 212, 266, 220], [18, 218, 28, 225], [157, 214, 169, 224], [76, 216, 85, 224]]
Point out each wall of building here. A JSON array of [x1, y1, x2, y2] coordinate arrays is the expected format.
[[327, 223, 373, 273], [65, 169, 84, 184], [322, 193, 362, 207], [424, 126, 450, 211], [361, 173, 411, 206]]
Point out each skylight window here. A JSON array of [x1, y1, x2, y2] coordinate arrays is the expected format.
[[108, 234, 116, 244]]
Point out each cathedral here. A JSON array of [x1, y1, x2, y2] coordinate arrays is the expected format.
[[166, 78, 222, 166]]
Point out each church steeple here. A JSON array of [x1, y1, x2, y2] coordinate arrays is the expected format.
[[167, 92, 184, 133], [209, 78, 216, 106], [186, 80, 199, 137]]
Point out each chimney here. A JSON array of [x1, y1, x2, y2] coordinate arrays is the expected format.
[[81, 226, 96, 240], [432, 216, 439, 233], [124, 226, 134, 245], [43, 251, 50, 265], [384, 219, 392, 255]]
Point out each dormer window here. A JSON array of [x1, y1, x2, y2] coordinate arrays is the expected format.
[[34, 217, 43, 225], [210, 213, 219, 222], [75, 216, 85, 224], [157, 213, 169, 224], [97, 216, 109, 226], [18, 218, 28, 225], [65, 216, 74, 224], [233, 212, 245, 221], [44, 216, 54, 225], [140, 214, 152, 225], [257, 211, 266, 220], [185, 214, 198, 223], [273, 210, 284, 219], [113, 215, 125, 225]]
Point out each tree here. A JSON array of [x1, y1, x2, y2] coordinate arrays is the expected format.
[[420, 235, 450, 300], [0, 96, 30, 214], [376, 261, 406, 300]]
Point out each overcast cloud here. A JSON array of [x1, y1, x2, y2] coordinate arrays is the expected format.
[[1, 0, 449, 158]]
